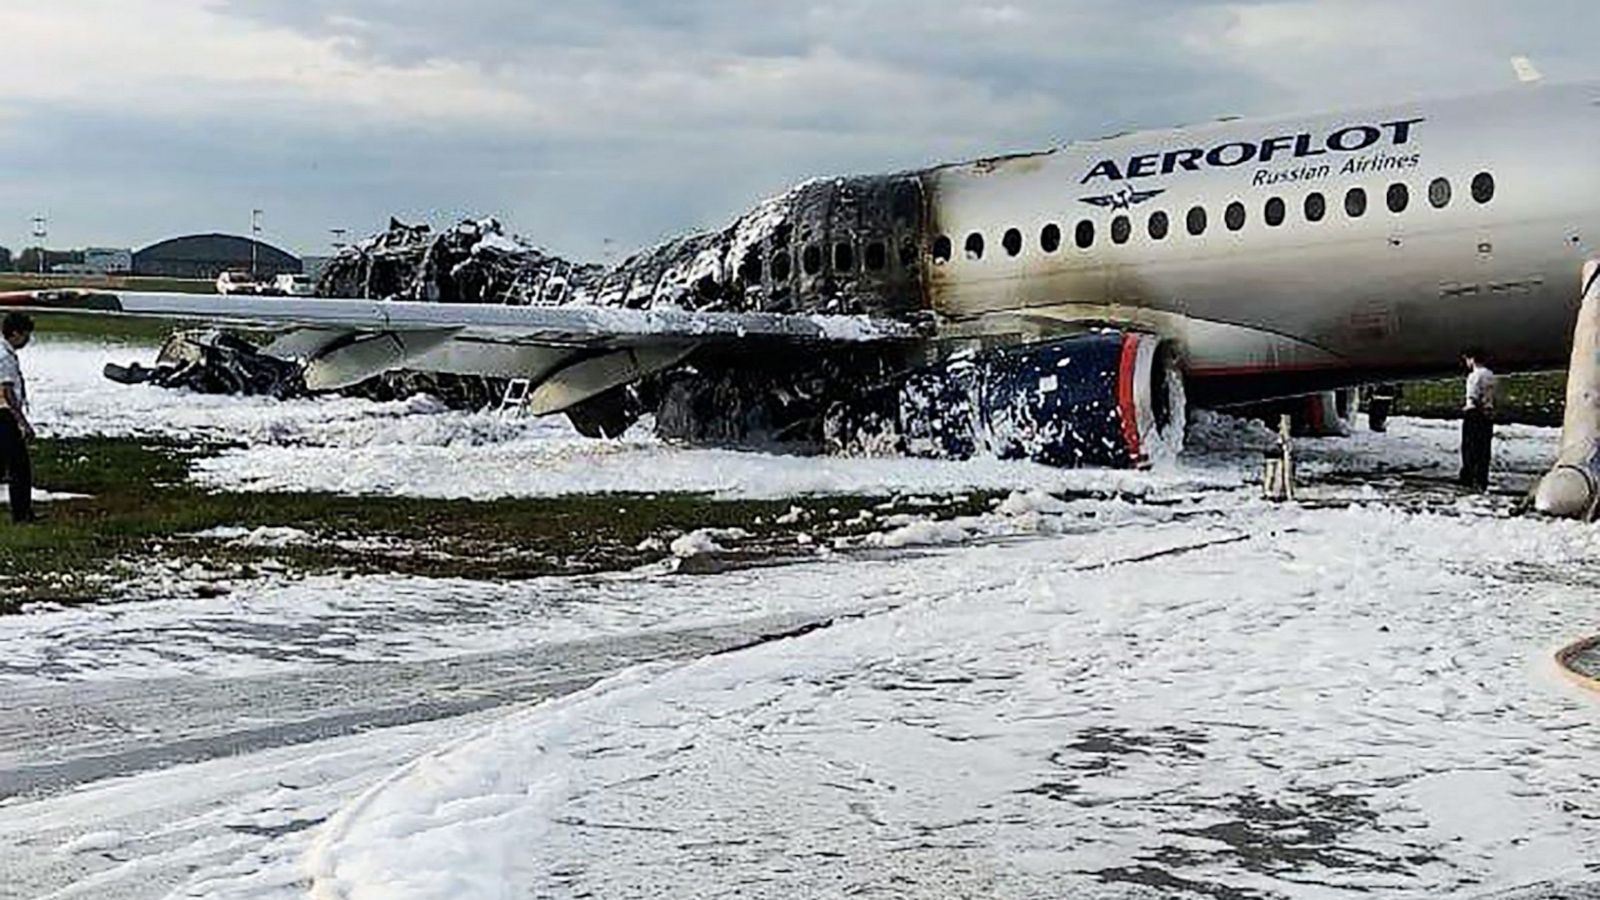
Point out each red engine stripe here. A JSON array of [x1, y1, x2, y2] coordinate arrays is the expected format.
[[1116, 334, 1143, 466]]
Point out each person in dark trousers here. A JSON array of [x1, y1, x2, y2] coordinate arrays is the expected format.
[[1368, 383, 1400, 432], [0, 313, 36, 523], [1459, 347, 1496, 490]]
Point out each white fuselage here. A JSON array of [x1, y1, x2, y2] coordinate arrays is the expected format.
[[919, 83, 1600, 403]]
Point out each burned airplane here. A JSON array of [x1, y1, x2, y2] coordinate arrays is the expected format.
[[10, 80, 1600, 513]]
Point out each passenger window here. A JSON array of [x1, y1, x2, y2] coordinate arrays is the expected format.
[[1187, 206, 1207, 237], [1345, 187, 1368, 218], [1148, 211, 1170, 240], [1111, 215, 1132, 245], [740, 249, 763, 283], [1040, 223, 1062, 253], [932, 235, 952, 264], [900, 240, 918, 269], [1003, 228, 1023, 257], [1472, 172, 1496, 204], [770, 251, 792, 282], [834, 242, 855, 272], [1075, 220, 1095, 249], [1225, 201, 1246, 232], [1429, 177, 1452, 209], [1265, 197, 1286, 227], [1305, 192, 1327, 223], [865, 241, 888, 272], [1387, 183, 1410, 214], [803, 245, 823, 275], [965, 233, 985, 261]]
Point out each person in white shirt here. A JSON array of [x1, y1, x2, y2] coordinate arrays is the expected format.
[[0, 313, 36, 523], [1459, 347, 1496, 490]]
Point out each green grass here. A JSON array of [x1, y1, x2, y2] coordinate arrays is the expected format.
[[1394, 371, 1568, 426], [0, 437, 998, 610]]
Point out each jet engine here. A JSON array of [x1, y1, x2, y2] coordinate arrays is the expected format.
[[828, 332, 1185, 469]]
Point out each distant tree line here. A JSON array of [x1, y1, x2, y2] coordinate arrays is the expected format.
[[0, 248, 87, 273]]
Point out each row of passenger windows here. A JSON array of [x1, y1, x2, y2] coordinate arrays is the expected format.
[[742, 236, 919, 284], [931, 172, 1497, 263]]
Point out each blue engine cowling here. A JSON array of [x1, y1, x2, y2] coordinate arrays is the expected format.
[[827, 332, 1182, 469]]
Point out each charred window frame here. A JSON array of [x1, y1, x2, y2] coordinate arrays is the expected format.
[[1003, 228, 1024, 257], [1264, 197, 1286, 227], [803, 244, 824, 276], [865, 240, 889, 272], [770, 249, 793, 282], [932, 235, 953, 265], [1148, 211, 1170, 241], [1040, 223, 1062, 253], [965, 232, 986, 261], [833, 241, 856, 273], [739, 247, 764, 285], [899, 239, 919, 269]]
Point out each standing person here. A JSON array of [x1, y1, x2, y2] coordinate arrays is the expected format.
[[1368, 383, 1400, 433], [0, 313, 36, 523], [1459, 347, 1497, 490]]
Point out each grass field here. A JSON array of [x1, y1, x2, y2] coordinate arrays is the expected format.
[[0, 276, 217, 343], [1392, 370, 1568, 427], [0, 437, 997, 609]]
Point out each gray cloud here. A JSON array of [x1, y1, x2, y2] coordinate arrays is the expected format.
[[5, 0, 1600, 259]]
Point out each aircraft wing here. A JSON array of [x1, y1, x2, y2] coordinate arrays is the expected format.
[[0, 289, 927, 414], [0, 289, 923, 347]]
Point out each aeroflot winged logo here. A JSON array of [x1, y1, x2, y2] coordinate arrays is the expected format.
[[1081, 185, 1166, 211], [1077, 117, 1427, 207]]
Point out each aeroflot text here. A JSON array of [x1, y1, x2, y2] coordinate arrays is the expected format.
[[1079, 118, 1426, 184]]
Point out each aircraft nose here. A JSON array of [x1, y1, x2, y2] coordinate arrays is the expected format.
[[1533, 465, 1597, 519]]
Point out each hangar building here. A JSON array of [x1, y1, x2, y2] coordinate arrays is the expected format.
[[133, 234, 302, 279]]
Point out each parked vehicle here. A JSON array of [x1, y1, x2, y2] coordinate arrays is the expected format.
[[215, 271, 263, 295], [274, 274, 317, 297]]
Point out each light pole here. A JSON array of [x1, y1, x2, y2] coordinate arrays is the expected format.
[[30, 216, 47, 275], [330, 227, 347, 251], [250, 208, 264, 278]]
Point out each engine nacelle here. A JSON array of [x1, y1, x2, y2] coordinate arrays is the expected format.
[[829, 332, 1184, 469]]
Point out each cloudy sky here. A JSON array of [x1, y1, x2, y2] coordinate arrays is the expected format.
[[2, 0, 1598, 260]]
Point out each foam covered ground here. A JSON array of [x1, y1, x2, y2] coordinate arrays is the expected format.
[[310, 503, 1600, 900]]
